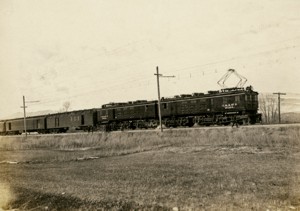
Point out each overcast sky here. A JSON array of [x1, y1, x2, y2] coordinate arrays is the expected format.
[[1, 0, 300, 118]]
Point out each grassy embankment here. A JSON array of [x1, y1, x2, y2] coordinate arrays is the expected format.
[[0, 125, 300, 210]]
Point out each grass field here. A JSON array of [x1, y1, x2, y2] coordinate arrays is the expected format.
[[0, 125, 300, 210]]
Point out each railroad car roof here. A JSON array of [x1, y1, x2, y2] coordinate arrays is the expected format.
[[101, 100, 157, 109]]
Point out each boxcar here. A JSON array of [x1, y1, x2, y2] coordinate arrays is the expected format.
[[46, 109, 96, 133], [5, 116, 46, 135]]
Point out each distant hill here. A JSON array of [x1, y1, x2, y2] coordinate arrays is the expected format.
[[281, 93, 300, 113], [260, 92, 300, 113], [281, 112, 300, 124]]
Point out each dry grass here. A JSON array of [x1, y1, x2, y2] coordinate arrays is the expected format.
[[0, 125, 300, 210], [1, 125, 299, 151]]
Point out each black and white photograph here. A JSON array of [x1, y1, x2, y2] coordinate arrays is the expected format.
[[0, 0, 300, 210]]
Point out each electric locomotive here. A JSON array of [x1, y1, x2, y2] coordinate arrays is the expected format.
[[0, 69, 261, 134]]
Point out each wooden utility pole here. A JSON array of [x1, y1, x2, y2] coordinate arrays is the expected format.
[[154, 66, 175, 132], [22, 96, 27, 138], [273, 92, 286, 124], [21, 96, 39, 138]]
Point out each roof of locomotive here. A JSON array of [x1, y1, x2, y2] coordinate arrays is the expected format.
[[100, 86, 258, 108], [161, 86, 257, 102]]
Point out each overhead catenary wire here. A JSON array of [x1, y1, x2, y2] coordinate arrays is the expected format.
[[26, 40, 299, 110], [24, 35, 300, 95]]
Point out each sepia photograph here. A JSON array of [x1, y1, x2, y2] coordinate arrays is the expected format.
[[0, 0, 300, 210]]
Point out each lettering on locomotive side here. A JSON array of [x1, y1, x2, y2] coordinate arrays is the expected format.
[[222, 103, 238, 109], [101, 115, 108, 120]]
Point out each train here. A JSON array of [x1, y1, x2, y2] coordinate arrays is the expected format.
[[0, 86, 261, 135]]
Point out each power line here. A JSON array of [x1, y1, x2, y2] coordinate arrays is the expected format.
[[154, 66, 175, 132], [20, 42, 299, 108], [20, 96, 39, 138]]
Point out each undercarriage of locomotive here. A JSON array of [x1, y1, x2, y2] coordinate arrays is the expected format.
[[98, 112, 261, 131]]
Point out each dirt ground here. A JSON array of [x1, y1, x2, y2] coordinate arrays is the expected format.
[[0, 126, 300, 210]]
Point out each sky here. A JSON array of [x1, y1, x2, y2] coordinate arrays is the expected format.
[[0, 0, 300, 118]]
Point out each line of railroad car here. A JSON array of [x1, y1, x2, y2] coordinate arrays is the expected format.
[[0, 86, 261, 135], [0, 110, 96, 135]]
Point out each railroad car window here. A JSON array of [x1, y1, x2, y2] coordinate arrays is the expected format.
[[55, 118, 59, 127]]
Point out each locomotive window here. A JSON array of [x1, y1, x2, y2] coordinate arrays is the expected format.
[[223, 97, 228, 104], [163, 103, 168, 109], [55, 118, 59, 127], [235, 96, 240, 102], [191, 100, 196, 104], [145, 105, 148, 111], [228, 96, 235, 103]]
